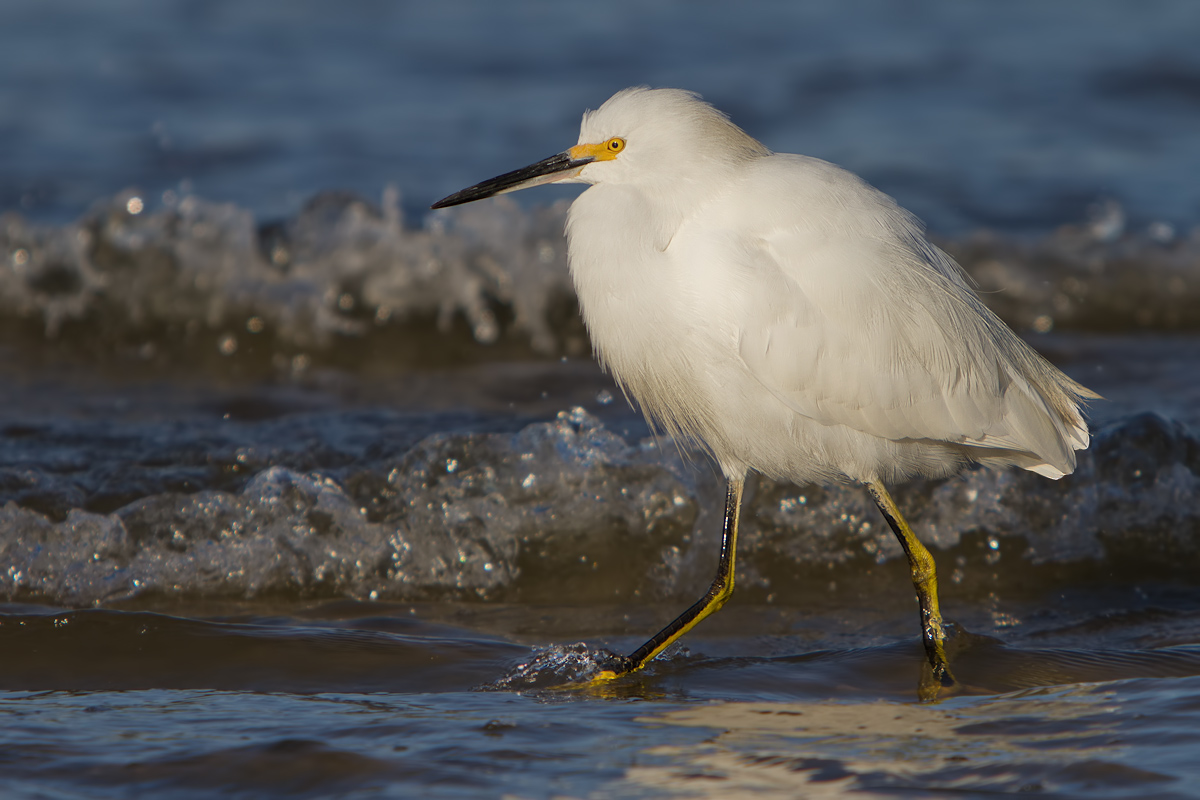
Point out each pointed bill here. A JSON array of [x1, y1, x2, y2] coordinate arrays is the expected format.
[[431, 151, 594, 209]]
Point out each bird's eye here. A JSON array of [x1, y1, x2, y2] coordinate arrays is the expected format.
[[606, 137, 625, 153]]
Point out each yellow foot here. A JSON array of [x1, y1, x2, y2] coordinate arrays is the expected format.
[[916, 622, 963, 702], [588, 669, 621, 685], [583, 652, 639, 686]]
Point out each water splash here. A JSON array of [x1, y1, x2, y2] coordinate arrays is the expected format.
[[480, 643, 631, 691], [1, 409, 1197, 607], [2, 193, 1198, 370]]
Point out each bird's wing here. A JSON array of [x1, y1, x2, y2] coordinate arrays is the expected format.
[[732, 229, 1011, 444], [687, 163, 1086, 474]]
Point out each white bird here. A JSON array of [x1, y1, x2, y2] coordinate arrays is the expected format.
[[433, 87, 1097, 694]]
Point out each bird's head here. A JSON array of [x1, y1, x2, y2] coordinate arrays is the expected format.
[[431, 87, 768, 210]]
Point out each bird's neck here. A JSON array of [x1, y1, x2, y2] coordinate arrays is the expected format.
[[672, 159, 743, 211]]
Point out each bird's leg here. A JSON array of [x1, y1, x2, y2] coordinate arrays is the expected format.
[[866, 480, 956, 691], [596, 477, 744, 680]]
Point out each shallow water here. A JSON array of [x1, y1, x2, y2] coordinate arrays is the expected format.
[[4, 1, 1200, 797], [5, 601, 1200, 797]]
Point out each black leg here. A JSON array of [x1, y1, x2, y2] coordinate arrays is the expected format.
[[596, 477, 744, 679]]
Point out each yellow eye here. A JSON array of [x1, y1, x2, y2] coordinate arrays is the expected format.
[[568, 138, 626, 162]]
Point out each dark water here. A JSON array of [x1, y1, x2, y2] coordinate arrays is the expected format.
[[4, 1, 1200, 797]]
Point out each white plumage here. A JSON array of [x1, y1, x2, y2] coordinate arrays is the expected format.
[[565, 87, 1094, 486], [432, 86, 1098, 691]]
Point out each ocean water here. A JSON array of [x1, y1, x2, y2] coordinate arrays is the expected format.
[[3, 1, 1200, 797]]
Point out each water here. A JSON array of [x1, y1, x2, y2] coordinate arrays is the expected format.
[[6, 0, 1200, 233], [3, 1, 1200, 796]]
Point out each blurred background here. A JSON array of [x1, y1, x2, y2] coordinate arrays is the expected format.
[[3, 2, 1200, 797], [5, 0, 1200, 233]]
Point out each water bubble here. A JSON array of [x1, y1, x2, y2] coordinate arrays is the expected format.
[[1147, 221, 1175, 243], [291, 354, 310, 374], [473, 316, 499, 344], [1086, 198, 1125, 241]]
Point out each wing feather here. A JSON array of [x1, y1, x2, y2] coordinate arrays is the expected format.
[[690, 155, 1095, 478]]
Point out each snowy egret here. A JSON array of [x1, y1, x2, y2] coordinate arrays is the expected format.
[[433, 87, 1097, 692]]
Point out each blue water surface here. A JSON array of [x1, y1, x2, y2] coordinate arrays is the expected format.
[[3, 0, 1198, 232]]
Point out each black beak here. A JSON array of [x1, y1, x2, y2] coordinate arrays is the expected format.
[[431, 151, 594, 209]]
